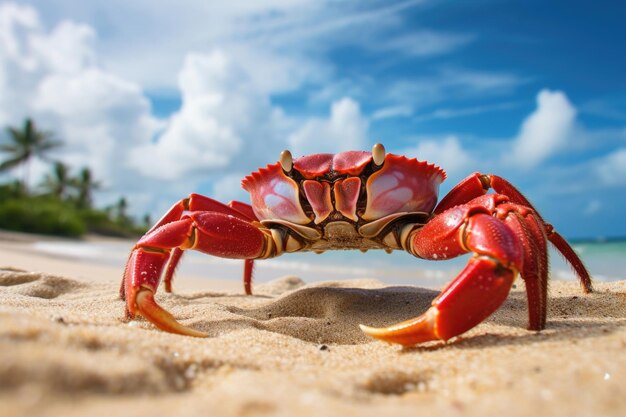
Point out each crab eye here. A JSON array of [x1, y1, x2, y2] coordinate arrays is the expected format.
[[372, 143, 385, 166], [279, 150, 293, 172]]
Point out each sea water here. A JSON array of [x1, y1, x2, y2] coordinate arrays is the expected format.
[[32, 238, 625, 288]]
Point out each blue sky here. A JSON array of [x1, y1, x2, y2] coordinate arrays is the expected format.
[[1, 0, 625, 239]]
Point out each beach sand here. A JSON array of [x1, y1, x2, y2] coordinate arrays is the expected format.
[[0, 231, 625, 417]]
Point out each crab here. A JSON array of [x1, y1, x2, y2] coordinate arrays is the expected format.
[[120, 144, 592, 346]]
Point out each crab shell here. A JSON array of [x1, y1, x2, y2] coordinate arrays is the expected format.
[[241, 150, 446, 239]]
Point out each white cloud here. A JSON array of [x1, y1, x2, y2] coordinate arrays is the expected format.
[[31, 20, 96, 74], [33, 68, 158, 179], [0, 3, 380, 218], [288, 97, 369, 156], [375, 30, 474, 57], [0, 3, 41, 124], [509, 89, 577, 169], [597, 148, 626, 186], [414, 101, 519, 122], [129, 50, 291, 180], [387, 68, 525, 109], [23, 0, 431, 94], [212, 173, 250, 204], [0, 3, 39, 68], [403, 135, 472, 178], [0, 3, 160, 208], [372, 105, 413, 120]]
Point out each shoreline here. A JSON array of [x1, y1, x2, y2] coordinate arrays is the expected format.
[[0, 229, 242, 292]]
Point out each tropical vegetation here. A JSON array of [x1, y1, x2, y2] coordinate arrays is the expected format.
[[0, 118, 150, 237]]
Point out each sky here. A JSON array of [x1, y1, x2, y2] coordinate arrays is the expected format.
[[0, 0, 625, 239]]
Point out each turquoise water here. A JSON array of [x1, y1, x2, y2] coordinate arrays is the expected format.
[[567, 240, 626, 282], [32, 238, 625, 287], [257, 239, 626, 285]]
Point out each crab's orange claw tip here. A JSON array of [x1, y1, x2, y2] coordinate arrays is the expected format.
[[136, 289, 208, 338], [359, 308, 440, 347]]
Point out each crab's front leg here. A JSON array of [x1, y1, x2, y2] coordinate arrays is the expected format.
[[360, 205, 523, 346], [122, 209, 273, 337]]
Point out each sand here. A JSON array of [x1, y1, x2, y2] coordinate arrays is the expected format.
[[0, 232, 625, 417]]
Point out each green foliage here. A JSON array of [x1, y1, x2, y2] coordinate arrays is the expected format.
[[0, 194, 148, 238], [74, 167, 101, 209], [0, 197, 86, 237], [40, 161, 72, 198], [0, 181, 29, 199], [0, 117, 149, 238], [78, 208, 147, 237]]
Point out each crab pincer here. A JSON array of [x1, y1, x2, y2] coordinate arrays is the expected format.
[[360, 208, 523, 345]]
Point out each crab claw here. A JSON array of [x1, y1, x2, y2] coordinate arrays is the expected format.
[[361, 209, 522, 347], [360, 308, 439, 346], [360, 256, 517, 345], [135, 288, 208, 337]]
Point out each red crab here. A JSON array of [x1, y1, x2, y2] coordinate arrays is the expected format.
[[121, 144, 592, 346]]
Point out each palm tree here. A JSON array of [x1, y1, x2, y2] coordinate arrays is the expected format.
[[0, 118, 61, 185], [41, 161, 72, 199], [115, 196, 131, 226], [142, 213, 152, 229], [74, 167, 101, 209]]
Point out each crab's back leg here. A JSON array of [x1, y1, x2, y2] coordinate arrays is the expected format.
[[224, 200, 260, 296], [244, 259, 254, 296], [495, 200, 549, 330], [361, 204, 523, 346], [163, 248, 183, 293], [434, 172, 592, 293]]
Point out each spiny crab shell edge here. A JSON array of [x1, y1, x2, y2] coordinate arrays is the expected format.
[[241, 150, 446, 225]]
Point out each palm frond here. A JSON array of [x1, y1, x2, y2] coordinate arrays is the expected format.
[[0, 156, 26, 171], [0, 144, 20, 153]]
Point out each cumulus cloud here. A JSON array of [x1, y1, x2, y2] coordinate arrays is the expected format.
[[0, 2, 379, 217], [31, 20, 96, 75], [129, 50, 292, 180], [0, 3, 160, 207], [130, 52, 244, 179], [33, 68, 158, 179], [0, 3, 38, 67], [509, 89, 577, 169], [288, 97, 368, 156], [0, 3, 40, 124], [597, 148, 626, 186], [212, 173, 251, 203], [404, 135, 472, 179], [26, 0, 435, 94]]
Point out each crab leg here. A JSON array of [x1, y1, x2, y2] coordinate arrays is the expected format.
[[122, 210, 270, 337], [433, 172, 592, 293], [155, 197, 260, 295], [360, 205, 523, 346]]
